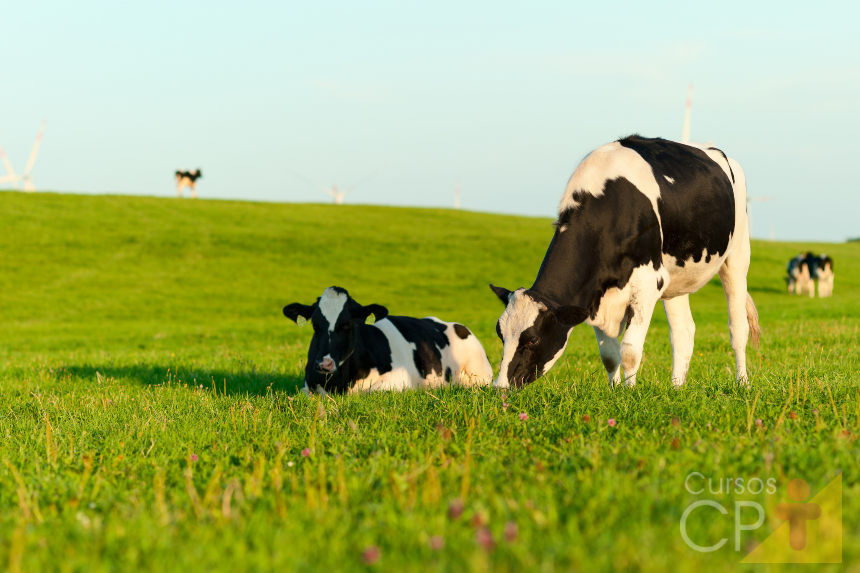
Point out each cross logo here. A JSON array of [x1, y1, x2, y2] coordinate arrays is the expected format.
[[743, 474, 842, 564]]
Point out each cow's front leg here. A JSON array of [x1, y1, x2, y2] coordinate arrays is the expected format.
[[663, 294, 696, 387], [619, 296, 657, 387], [593, 326, 622, 387]]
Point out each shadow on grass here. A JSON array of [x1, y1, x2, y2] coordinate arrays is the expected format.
[[748, 285, 787, 294], [56, 363, 305, 397]]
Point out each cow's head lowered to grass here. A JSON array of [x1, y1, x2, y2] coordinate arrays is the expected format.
[[489, 284, 588, 388], [283, 287, 388, 392]]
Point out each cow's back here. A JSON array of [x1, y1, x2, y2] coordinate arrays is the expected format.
[[618, 136, 736, 267], [351, 316, 492, 391]]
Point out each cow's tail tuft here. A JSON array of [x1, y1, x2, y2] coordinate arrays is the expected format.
[[746, 293, 761, 349]]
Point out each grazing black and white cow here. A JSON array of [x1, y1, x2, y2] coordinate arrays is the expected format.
[[283, 287, 494, 393], [175, 169, 202, 198], [490, 135, 761, 389], [789, 252, 834, 297]]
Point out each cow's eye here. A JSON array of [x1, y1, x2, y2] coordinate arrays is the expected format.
[[526, 337, 539, 348]]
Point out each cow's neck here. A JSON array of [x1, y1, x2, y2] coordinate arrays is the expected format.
[[529, 226, 597, 310], [342, 325, 373, 381]]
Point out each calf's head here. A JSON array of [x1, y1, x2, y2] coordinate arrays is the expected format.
[[489, 284, 588, 388], [283, 286, 388, 392]]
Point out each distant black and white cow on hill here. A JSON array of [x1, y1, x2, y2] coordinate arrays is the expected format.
[[490, 135, 761, 389], [284, 287, 494, 393], [175, 169, 202, 198], [787, 252, 834, 297]]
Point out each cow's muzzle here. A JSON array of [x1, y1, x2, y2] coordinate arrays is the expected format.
[[315, 357, 336, 373]]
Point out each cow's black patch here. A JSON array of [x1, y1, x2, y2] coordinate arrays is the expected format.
[[619, 136, 735, 266], [502, 314, 572, 388], [445, 367, 453, 383], [387, 317, 450, 379], [302, 322, 394, 394], [803, 252, 821, 279], [657, 277, 664, 291], [707, 147, 734, 183], [175, 169, 202, 182], [536, 177, 662, 318], [453, 323, 471, 339]]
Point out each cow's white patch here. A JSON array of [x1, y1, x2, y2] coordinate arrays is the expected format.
[[319, 287, 348, 332], [664, 175, 675, 184], [558, 224, 569, 233], [426, 317, 493, 387], [495, 289, 544, 388], [661, 248, 726, 299], [558, 141, 663, 237], [585, 284, 631, 339]]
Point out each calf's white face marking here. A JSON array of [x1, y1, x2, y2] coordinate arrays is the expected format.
[[319, 287, 348, 332], [664, 175, 675, 184]]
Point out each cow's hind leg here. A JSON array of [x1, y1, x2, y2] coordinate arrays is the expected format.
[[663, 294, 695, 387], [718, 247, 754, 383], [594, 327, 622, 387]]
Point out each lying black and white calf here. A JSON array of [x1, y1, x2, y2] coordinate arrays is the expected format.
[[490, 135, 761, 389], [284, 287, 494, 393]]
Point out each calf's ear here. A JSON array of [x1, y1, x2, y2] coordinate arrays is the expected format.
[[489, 284, 513, 306], [283, 302, 318, 323], [354, 303, 388, 323], [554, 305, 589, 326]]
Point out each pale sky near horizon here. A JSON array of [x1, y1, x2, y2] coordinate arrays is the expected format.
[[2, 1, 858, 241]]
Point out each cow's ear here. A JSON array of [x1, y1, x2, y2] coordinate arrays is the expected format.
[[283, 302, 317, 323], [489, 284, 513, 306], [554, 305, 589, 326], [354, 303, 388, 324]]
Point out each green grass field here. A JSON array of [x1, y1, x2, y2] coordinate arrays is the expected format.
[[1, 191, 857, 572]]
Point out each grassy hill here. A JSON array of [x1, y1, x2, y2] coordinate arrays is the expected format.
[[0, 192, 857, 571]]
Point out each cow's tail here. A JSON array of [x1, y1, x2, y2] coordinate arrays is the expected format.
[[746, 293, 761, 349]]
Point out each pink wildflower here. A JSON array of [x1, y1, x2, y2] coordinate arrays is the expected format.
[[448, 498, 464, 519], [190, 453, 198, 462], [475, 527, 495, 551], [519, 412, 528, 421], [608, 418, 616, 427], [301, 448, 310, 457], [361, 546, 380, 564]]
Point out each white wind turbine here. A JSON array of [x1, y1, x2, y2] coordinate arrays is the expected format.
[[0, 120, 47, 192], [747, 195, 775, 239], [291, 172, 375, 204], [681, 84, 693, 144]]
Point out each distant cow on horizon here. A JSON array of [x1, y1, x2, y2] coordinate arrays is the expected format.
[[175, 169, 202, 198]]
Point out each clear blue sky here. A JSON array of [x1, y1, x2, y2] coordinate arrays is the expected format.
[[3, 0, 858, 241]]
